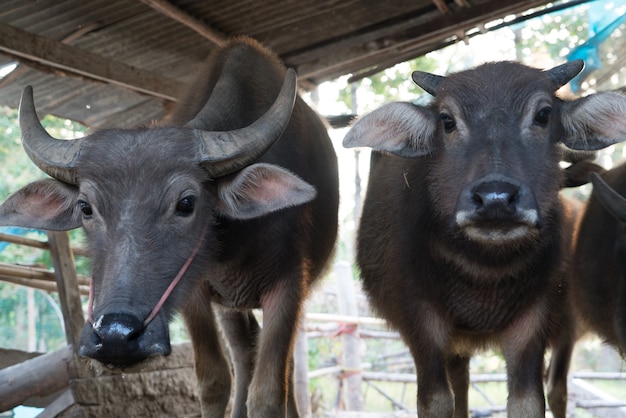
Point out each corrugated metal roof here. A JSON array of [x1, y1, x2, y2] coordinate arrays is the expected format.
[[0, 0, 569, 128]]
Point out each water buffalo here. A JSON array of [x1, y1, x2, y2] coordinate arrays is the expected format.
[[343, 60, 626, 417], [547, 162, 626, 417], [0, 37, 339, 417]]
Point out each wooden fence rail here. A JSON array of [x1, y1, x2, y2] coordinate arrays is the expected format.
[[2, 230, 626, 417]]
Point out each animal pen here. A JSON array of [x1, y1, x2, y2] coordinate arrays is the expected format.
[[0, 230, 626, 417]]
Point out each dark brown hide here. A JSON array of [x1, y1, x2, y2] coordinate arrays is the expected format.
[[0, 37, 339, 418], [547, 163, 626, 417], [344, 61, 626, 418]]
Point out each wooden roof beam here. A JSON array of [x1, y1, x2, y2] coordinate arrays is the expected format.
[[0, 22, 183, 101], [138, 0, 227, 46]]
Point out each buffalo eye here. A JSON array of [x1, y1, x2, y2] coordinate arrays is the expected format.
[[78, 200, 93, 218], [534, 106, 552, 126], [176, 196, 196, 216], [440, 113, 456, 133]]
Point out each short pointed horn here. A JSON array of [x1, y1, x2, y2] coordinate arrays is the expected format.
[[192, 68, 298, 178], [19, 86, 83, 184], [411, 71, 445, 96], [591, 172, 626, 223], [546, 60, 584, 88]]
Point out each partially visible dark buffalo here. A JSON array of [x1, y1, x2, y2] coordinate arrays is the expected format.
[[0, 37, 339, 417], [547, 162, 626, 417], [343, 60, 626, 417]]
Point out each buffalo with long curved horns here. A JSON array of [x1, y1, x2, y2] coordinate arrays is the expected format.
[[0, 37, 339, 418]]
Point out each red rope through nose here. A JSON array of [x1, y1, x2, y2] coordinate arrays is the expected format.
[[87, 220, 210, 327]]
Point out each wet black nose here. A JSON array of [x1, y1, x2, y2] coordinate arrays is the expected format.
[[471, 180, 520, 217], [93, 312, 143, 343], [78, 311, 171, 368], [79, 313, 146, 367]]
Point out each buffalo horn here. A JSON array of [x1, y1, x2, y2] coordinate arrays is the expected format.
[[590, 172, 626, 223], [19, 86, 83, 185], [411, 71, 445, 96], [546, 60, 584, 88], [192, 68, 298, 178]]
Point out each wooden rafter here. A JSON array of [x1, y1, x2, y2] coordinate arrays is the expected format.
[[0, 23, 183, 101], [137, 0, 227, 46]]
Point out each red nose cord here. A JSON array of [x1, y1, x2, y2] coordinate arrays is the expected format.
[[87, 220, 210, 327]]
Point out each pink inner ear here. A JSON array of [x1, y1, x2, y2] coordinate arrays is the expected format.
[[22, 182, 75, 219], [244, 167, 297, 203], [217, 163, 316, 220], [0, 179, 81, 230]]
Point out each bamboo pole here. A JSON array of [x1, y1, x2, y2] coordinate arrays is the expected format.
[[305, 312, 386, 326], [0, 262, 90, 286], [0, 274, 90, 296], [0, 232, 89, 257]]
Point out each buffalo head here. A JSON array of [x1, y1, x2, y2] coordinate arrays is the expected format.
[[0, 69, 318, 367], [344, 60, 626, 247]]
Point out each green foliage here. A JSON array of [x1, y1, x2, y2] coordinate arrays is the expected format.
[[0, 285, 67, 351], [0, 106, 88, 351], [336, 55, 438, 114]]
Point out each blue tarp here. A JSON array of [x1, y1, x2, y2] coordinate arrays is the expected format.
[[567, 0, 626, 91]]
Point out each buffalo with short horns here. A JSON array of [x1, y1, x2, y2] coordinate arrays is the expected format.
[[343, 60, 626, 417], [0, 37, 339, 418]]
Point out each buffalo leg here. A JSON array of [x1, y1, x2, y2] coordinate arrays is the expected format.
[[183, 285, 232, 418], [217, 308, 259, 418], [412, 346, 454, 418], [447, 354, 470, 418], [248, 276, 304, 417], [401, 308, 454, 418], [545, 315, 575, 418], [502, 338, 546, 417]]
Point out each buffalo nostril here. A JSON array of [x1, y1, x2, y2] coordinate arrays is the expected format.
[[471, 181, 520, 210], [92, 313, 144, 343]]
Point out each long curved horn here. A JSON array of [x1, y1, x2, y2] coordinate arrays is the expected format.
[[411, 71, 445, 96], [546, 60, 584, 88], [591, 172, 626, 223], [192, 68, 298, 178], [19, 86, 83, 185]]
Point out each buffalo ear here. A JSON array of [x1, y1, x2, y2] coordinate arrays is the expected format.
[[216, 163, 316, 220], [342, 102, 436, 158], [0, 179, 82, 231], [561, 91, 626, 150]]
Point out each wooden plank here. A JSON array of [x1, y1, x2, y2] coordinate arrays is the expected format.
[[47, 231, 84, 348], [0, 22, 183, 101]]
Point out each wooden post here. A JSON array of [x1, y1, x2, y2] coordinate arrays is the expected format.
[[294, 316, 312, 417], [335, 261, 364, 411], [47, 231, 84, 348]]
